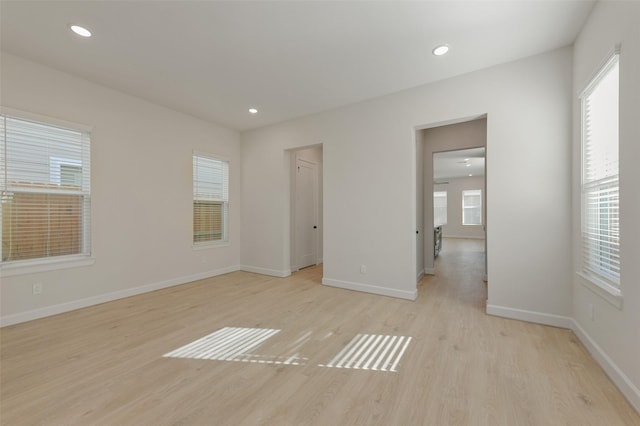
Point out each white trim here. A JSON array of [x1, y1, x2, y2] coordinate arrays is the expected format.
[[0, 255, 95, 278], [322, 277, 417, 301], [571, 319, 640, 413], [0, 265, 241, 327], [0, 106, 92, 132], [486, 304, 573, 328], [241, 265, 291, 278], [424, 267, 435, 275], [579, 45, 621, 99], [192, 241, 231, 250], [576, 271, 623, 310], [416, 269, 425, 282]]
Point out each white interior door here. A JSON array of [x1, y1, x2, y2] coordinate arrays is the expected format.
[[295, 158, 318, 269]]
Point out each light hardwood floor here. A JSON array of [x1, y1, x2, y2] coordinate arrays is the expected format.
[[1, 238, 638, 425]]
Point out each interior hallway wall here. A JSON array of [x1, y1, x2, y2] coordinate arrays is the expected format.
[[241, 47, 573, 313], [571, 0, 640, 411]]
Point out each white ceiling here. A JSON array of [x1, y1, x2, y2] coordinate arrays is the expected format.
[[1, 1, 595, 131], [434, 147, 485, 180]]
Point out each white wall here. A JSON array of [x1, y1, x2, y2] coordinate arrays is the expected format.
[[242, 47, 573, 313], [571, 1, 640, 411], [437, 176, 486, 239], [0, 53, 242, 325]]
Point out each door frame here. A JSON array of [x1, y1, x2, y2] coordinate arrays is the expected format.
[[294, 157, 318, 270], [286, 145, 323, 273]]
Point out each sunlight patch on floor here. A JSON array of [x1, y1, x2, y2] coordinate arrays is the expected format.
[[319, 334, 412, 372]]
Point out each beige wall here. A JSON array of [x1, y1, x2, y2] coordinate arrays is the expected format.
[[0, 53, 242, 324], [571, 0, 640, 411], [436, 176, 485, 239], [242, 47, 573, 309]]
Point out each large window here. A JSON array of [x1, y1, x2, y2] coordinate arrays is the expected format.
[[1, 114, 91, 263], [462, 189, 482, 225], [193, 152, 229, 244], [433, 191, 447, 227], [581, 52, 620, 292]]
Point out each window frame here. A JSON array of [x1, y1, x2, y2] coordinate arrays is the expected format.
[[192, 151, 230, 248], [0, 108, 94, 277], [462, 189, 482, 226], [578, 49, 622, 307], [433, 190, 447, 227]]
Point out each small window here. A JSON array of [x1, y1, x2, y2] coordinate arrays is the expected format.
[[462, 189, 482, 225], [581, 52, 620, 291], [1, 114, 91, 263], [193, 152, 229, 244], [433, 191, 447, 227]]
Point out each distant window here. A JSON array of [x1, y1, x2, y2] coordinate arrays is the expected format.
[[1, 114, 91, 263], [433, 191, 447, 227], [193, 152, 229, 244], [462, 189, 482, 225], [581, 52, 620, 291]]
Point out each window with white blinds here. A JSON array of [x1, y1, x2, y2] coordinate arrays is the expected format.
[[581, 52, 620, 290], [1, 114, 91, 263], [433, 191, 447, 227], [193, 153, 229, 244], [462, 189, 482, 225]]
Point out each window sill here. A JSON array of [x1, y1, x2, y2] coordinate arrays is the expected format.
[[0, 255, 95, 278], [192, 241, 230, 250], [576, 271, 623, 310]]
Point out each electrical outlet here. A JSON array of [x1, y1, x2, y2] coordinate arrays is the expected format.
[[32, 283, 43, 295], [360, 265, 367, 274]]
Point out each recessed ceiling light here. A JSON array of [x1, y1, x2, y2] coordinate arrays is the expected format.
[[464, 158, 470, 161], [465, 164, 471, 167], [432, 45, 449, 56], [70, 25, 92, 38], [469, 174, 473, 177], [248, 108, 258, 114]]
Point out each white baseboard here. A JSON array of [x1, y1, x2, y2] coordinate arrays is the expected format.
[[571, 319, 640, 413], [486, 304, 573, 328], [0, 265, 242, 327], [241, 265, 291, 278], [424, 267, 435, 275], [417, 269, 425, 282], [322, 277, 417, 301]]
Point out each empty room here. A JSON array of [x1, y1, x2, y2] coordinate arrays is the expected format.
[[1, 1, 639, 424]]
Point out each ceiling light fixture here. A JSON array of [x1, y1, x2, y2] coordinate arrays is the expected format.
[[465, 164, 471, 167], [469, 174, 473, 177], [432, 45, 449, 56], [248, 108, 258, 114], [70, 25, 92, 38]]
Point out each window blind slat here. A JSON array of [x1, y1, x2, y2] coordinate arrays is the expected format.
[[193, 153, 229, 244], [581, 53, 619, 288], [1, 114, 91, 263]]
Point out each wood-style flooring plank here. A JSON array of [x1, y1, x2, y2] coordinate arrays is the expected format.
[[1, 239, 638, 425]]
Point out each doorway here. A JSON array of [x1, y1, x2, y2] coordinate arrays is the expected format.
[[415, 117, 487, 282], [290, 146, 323, 271], [433, 147, 487, 279]]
